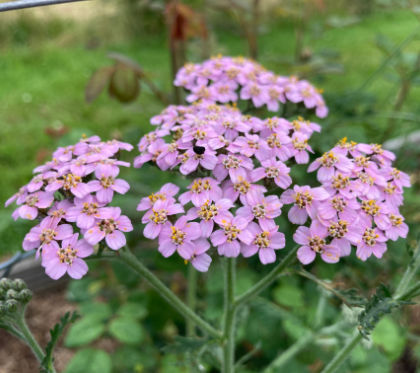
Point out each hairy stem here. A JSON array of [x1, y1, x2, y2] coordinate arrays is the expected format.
[[265, 331, 315, 372], [235, 245, 298, 308], [119, 248, 222, 339], [222, 258, 236, 373], [320, 332, 363, 373], [186, 264, 198, 337], [394, 247, 420, 300], [15, 315, 48, 367]]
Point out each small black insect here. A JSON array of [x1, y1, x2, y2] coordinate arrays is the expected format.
[[193, 146, 205, 155]]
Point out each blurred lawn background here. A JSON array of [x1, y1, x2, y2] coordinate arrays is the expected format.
[[0, 1, 420, 372]]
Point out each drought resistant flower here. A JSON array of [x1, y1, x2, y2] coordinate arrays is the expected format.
[[6, 135, 134, 279], [174, 56, 328, 118], [42, 233, 94, 280], [7, 56, 411, 277]]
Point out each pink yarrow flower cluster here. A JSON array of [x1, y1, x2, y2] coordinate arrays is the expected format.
[[6, 136, 134, 279], [282, 138, 410, 264], [174, 56, 328, 118], [135, 100, 324, 270]]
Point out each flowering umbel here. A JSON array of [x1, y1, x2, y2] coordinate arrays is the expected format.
[[7, 56, 411, 278], [6, 136, 134, 279], [134, 56, 410, 272]]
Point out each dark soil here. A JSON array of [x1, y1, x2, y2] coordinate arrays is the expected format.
[[0, 285, 76, 373]]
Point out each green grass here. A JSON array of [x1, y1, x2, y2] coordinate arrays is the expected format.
[[1, 8, 419, 255]]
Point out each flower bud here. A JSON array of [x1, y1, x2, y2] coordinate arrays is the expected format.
[[0, 278, 11, 291], [11, 279, 26, 291], [6, 289, 19, 300], [5, 299, 18, 313], [18, 289, 32, 303]]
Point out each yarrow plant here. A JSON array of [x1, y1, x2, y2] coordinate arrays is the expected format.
[[4, 56, 417, 373]]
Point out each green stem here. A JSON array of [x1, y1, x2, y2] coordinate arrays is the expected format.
[[234, 245, 298, 308], [320, 333, 362, 373], [394, 248, 420, 300], [222, 258, 236, 373], [186, 264, 198, 337], [118, 248, 222, 339], [15, 315, 47, 365], [264, 331, 315, 373]]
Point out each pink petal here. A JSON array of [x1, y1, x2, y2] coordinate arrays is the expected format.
[[67, 258, 89, 279], [45, 262, 67, 280], [112, 179, 130, 194], [259, 248, 276, 264], [288, 206, 308, 225], [105, 230, 126, 250], [55, 224, 73, 240], [297, 246, 316, 264], [192, 253, 212, 272], [84, 227, 106, 245], [144, 222, 162, 239]]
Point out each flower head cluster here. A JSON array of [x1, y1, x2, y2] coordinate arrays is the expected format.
[[174, 56, 328, 118], [282, 138, 410, 264], [6, 136, 134, 279], [135, 101, 323, 270]]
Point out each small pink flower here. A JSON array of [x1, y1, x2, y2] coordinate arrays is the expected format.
[[190, 239, 212, 272], [187, 198, 233, 237], [290, 133, 313, 164], [88, 168, 130, 204], [355, 227, 387, 261], [158, 216, 202, 259], [251, 158, 292, 189], [84, 207, 133, 250], [179, 178, 222, 207], [48, 200, 73, 221], [210, 216, 252, 257], [16, 191, 54, 220], [308, 151, 353, 182], [213, 154, 254, 182], [66, 195, 107, 229], [281, 185, 329, 225], [223, 170, 266, 205], [228, 134, 271, 161], [142, 200, 184, 239], [178, 147, 218, 175], [46, 173, 91, 199], [23, 217, 73, 253], [241, 222, 285, 264], [294, 225, 340, 264], [236, 190, 282, 231], [137, 183, 180, 212], [42, 233, 93, 280], [385, 214, 408, 241]]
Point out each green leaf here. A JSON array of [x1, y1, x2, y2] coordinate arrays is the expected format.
[[64, 317, 105, 347], [163, 336, 210, 355], [41, 312, 79, 373], [64, 348, 111, 373], [108, 317, 144, 344], [79, 302, 112, 322], [282, 318, 307, 340], [85, 66, 115, 103], [273, 284, 304, 308], [117, 302, 148, 320], [372, 317, 405, 361], [358, 284, 411, 339]]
